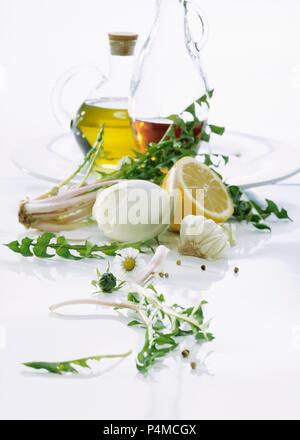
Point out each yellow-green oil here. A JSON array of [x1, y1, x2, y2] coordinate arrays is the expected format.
[[73, 98, 137, 169]]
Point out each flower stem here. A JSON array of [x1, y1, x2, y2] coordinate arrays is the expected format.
[[49, 298, 139, 313]]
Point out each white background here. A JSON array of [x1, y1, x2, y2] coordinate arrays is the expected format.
[[1, 0, 300, 160], [1, 0, 300, 421]]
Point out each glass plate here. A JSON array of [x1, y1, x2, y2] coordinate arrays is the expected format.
[[11, 131, 300, 188]]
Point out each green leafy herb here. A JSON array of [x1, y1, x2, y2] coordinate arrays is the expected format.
[[6, 233, 154, 260], [208, 124, 225, 135], [23, 350, 132, 375], [128, 320, 144, 328], [201, 153, 229, 167], [48, 284, 213, 375], [228, 186, 291, 230], [103, 90, 224, 186], [127, 284, 213, 374], [197, 89, 214, 108], [127, 292, 140, 304]]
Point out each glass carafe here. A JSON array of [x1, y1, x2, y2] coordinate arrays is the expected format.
[[52, 32, 139, 169], [130, 0, 209, 153]]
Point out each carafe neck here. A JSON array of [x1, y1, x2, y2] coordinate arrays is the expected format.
[[156, 0, 185, 23], [157, 0, 184, 10], [154, 0, 186, 48]]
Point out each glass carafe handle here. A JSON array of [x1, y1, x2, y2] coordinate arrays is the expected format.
[[51, 65, 106, 131], [184, 1, 209, 53]]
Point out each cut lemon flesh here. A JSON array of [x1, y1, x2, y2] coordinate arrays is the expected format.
[[162, 157, 234, 231]]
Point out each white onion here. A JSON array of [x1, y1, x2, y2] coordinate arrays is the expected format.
[[92, 180, 171, 242]]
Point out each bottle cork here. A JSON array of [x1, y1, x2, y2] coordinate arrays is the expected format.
[[108, 32, 138, 56]]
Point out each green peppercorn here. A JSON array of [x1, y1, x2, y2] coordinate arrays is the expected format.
[[234, 266, 239, 275], [181, 349, 190, 358], [176, 260, 182, 266], [190, 361, 197, 370]]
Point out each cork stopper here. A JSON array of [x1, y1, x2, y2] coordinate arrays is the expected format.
[[108, 32, 138, 56]]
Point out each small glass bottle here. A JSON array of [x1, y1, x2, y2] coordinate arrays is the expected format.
[[53, 32, 139, 169], [73, 32, 139, 168]]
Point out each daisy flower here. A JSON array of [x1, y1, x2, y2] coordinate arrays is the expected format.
[[113, 248, 145, 282]]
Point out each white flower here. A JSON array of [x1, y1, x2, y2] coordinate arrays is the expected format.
[[113, 248, 145, 282]]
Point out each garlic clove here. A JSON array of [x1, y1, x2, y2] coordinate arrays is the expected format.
[[179, 215, 231, 260]]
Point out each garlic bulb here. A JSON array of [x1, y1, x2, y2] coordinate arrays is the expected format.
[[179, 215, 231, 260]]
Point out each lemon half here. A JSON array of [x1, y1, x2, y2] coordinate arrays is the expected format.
[[162, 157, 234, 231]]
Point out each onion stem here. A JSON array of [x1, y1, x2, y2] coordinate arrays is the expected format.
[[18, 127, 124, 231]]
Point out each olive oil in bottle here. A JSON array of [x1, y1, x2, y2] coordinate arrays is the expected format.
[[74, 98, 136, 165], [72, 32, 138, 169]]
